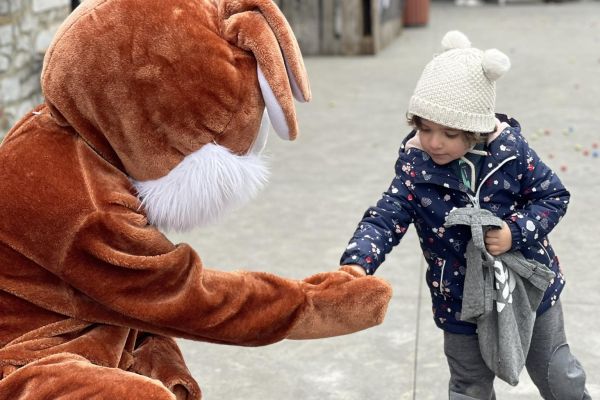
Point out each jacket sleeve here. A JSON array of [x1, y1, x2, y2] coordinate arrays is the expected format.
[[506, 136, 570, 250], [340, 158, 414, 274]]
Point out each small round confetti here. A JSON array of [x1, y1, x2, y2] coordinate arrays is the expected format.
[[560, 165, 568, 172], [592, 143, 598, 149], [575, 144, 582, 151], [548, 153, 555, 159], [544, 129, 551, 136], [583, 149, 590, 157], [593, 150, 599, 158]]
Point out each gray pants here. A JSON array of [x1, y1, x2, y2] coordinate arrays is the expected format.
[[444, 301, 591, 400]]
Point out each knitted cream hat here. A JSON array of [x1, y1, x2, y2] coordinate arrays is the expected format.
[[408, 31, 511, 133]]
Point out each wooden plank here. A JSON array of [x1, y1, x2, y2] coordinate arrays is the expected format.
[[277, 0, 320, 55], [276, 0, 402, 55]]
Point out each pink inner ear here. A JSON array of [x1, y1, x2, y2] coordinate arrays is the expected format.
[[257, 65, 290, 140]]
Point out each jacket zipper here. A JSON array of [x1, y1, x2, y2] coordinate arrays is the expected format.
[[467, 156, 517, 208], [439, 259, 447, 294], [536, 240, 553, 264], [437, 156, 518, 292]]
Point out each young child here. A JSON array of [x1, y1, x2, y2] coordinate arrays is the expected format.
[[340, 31, 590, 399]]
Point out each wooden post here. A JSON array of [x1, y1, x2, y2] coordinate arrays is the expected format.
[[378, 0, 404, 50], [403, 0, 429, 27], [275, 0, 402, 56], [276, 0, 321, 55]]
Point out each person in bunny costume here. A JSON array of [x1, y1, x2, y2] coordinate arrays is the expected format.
[[0, 0, 393, 398]]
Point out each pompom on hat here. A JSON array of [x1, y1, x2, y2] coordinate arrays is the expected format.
[[408, 30, 511, 133]]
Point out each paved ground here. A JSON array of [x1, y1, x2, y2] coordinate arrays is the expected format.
[[171, 1, 600, 398]]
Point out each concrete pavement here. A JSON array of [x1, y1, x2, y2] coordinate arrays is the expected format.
[[171, 1, 600, 398]]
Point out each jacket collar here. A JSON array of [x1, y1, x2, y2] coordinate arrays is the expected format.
[[399, 114, 521, 192]]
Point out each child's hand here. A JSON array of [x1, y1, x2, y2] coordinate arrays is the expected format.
[[485, 221, 512, 256], [339, 264, 368, 277]]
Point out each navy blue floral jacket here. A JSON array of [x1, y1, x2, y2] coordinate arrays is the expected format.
[[341, 114, 569, 334]]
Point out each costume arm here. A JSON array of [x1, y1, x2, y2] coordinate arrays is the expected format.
[[506, 136, 570, 250], [340, 159, 414, 274], [57, 206, 390, 344], [60, 208, 304, 345]]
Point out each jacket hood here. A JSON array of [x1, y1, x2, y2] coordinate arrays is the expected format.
[[41, 0, 311, 182]]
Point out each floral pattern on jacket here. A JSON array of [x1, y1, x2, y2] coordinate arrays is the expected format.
[[341, 114, 569, 334]]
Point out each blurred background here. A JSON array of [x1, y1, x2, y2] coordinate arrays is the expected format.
[[1, 0, 599, 399], [0, 0, 588, 138]]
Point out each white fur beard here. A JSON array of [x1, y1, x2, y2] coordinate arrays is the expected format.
[[132, 143, 269, 232]]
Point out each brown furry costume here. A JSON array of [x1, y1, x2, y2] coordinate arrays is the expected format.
[[0, 0, 392, 398]]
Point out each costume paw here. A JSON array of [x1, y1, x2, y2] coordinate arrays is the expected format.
[[287, 271, 392, 339]]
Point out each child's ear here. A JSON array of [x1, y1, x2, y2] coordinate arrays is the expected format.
[[220, 0, 311, 141]]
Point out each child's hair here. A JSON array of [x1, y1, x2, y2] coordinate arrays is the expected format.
[[407, 114, 485, 147]]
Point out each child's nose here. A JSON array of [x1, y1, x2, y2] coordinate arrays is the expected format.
[[430, 133, 444, 149]]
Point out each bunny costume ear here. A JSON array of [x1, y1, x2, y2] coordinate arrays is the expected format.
[[220, 0, 311, 141]]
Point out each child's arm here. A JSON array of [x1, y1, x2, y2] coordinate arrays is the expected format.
[[340, 162, 413, 275], [505, 136, 570, 250]]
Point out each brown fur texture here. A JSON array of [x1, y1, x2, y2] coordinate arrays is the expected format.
[[0, 0, 392, 398]]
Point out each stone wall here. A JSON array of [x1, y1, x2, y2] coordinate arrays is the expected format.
[[0, 0, 71, 138]]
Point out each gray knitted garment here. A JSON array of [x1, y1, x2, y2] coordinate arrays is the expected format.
[[445, 207, 556, 386]]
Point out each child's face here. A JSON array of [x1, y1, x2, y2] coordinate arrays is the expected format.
[[418, 119, 471, 165]]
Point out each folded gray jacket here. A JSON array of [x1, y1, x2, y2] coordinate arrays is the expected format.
[[445, 207, 556, 386]]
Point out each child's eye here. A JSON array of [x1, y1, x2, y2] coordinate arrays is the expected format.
[[445, 132, 460, 138]]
